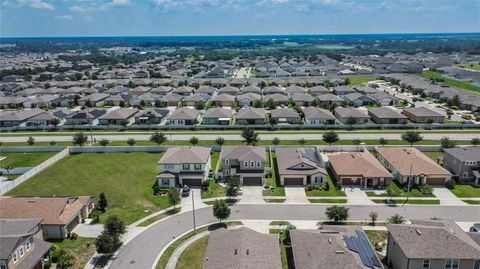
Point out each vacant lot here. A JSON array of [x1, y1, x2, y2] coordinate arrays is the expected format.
[[0, 152, 58, 168], [421, 70, 480, 94], [7, 152, 170, 224]]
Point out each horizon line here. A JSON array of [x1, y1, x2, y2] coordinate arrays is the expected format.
[[2, 31, 480, 39]]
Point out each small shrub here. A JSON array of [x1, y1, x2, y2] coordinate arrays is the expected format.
[[202, 180, 210, 191], [153, 186, 162, 195], [445, 179, 456, 189], [419, 184, 433, 195], [69, 232, 78, 240]]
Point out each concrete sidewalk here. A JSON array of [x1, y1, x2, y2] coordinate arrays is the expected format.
[[238, 186, 265, 204], [284, 187, 309, 204], [345, 187, 375, 205]]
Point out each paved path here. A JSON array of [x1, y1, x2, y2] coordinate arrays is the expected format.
[[108, 204, 480, 269], [238, 186, 264, 204], [433, 187, 466, 206], [345, 187, 375, 205], [165, 231, 210, 269], [180, 188, 206, 212], [284, 186, 309, 204], [2, 132, 479, 143]]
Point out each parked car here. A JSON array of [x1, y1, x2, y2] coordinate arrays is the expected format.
[[182, 185, 190, 197], [470, 226, 480, 233]]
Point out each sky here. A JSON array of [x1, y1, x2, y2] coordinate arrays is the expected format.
[[1, 0, 479, 37]]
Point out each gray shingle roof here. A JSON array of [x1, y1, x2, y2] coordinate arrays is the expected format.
[[303, 107, 336, 120], [443, 147, 480, 161], [158, 146, 210, 164], [236, 108, 265, 119], [221, 146, 266, 162], [203, 108, 233, 118], [368, 107, 407, 119], [168, 107, 200, 120]]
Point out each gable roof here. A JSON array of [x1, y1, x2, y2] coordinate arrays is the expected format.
[[403, 107, 444, 117], [368, 107, 407, 119], [270, 108, 300, 119], [328, 152, 393, 178], [334, 107, 370, 119], [221, 146, 266, 162], [276, 147, 327, 176], [159, 146, 211, 164], [99, 108, 139, 120], [303, 107, 336, 120], [236, 108, 265, 119], [203, 108, 233, 118], [168, 107, 200, 120], [443, 147, 480, 161]]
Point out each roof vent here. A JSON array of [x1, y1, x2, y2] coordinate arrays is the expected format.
[[234, 249, 238, 255], [335, 250, 344, 254], [416, 229, 422, 235], [246, 249, 250, 255], [328, 238, 332, 244]]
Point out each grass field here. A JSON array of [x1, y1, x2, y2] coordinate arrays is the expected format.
[[365, 181, 434, 198], [421, 70, 480, 94], [456, 63, 480, 71], [50, 237, 96, 269], [175, 236, 209, 269], [449, 184, 480, 198], [6, 152, 171, 224], [263, 152, 286, 196], [346, 75, 379, 86], [0, 152, 58, 168], [305, 175, 346, 197]]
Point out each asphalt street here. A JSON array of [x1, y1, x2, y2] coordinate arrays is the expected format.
[[108, 204, 480, 269], [2, 132, 479, 143]]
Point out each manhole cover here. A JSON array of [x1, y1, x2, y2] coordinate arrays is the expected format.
[[130, 260, 135, 264]]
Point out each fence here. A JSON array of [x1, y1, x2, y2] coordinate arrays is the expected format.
[[0, 146, 66, 153], [0, 147, 70, 195]]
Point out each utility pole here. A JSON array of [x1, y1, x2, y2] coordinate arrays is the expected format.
[[192, 189, 196, 231], [403, 163, 413, 207]]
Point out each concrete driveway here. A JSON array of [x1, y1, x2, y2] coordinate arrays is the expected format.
[[432, 187, 466, 206], [345, 187, 375, 205], [72, 223, 104, 238], [239, 186, 264, 204], [180, 187, 206, 211], [284, 186, 308, 204]]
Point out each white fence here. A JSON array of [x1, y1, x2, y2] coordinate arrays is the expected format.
[[0, 147, 70, 195]]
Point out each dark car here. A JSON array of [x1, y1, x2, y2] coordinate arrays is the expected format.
[[182, 185, 190, 197], [470, 226, 480, 233]]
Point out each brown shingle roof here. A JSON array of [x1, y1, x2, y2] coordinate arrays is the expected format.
[[328, 152, 392, 178]]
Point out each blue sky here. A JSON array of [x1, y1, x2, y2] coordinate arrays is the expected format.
[[1, 0, 479, 37]]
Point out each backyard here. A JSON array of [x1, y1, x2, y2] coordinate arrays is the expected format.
[[6, 152, 171, 224], [0, 151, 58, 168], [201, 151, 226, 199]]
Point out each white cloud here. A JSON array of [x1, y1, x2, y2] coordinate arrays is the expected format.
[[70, 0, 131, 12], [56, 14, 74, 20], [18, 0, 54, 10]]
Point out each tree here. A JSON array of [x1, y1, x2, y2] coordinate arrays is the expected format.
[[85, 100, 92, 108], [51, 118, 60, 126], [284, 224, 296, 244], [72, 132, 88, 146], [471, 138, 480, 147], [189, 136, 199, 145], [387, 214, 406, 224], [440, 136, 456, 151], [401, 131, 423, 146], [379, 137, 388, 146], [344, 78, 351, 85], [55, 249, 74, 269], [49, 140, 57, 146], [168, 188, 181, 211], [104, 215, 126, 236], [322, 131, 339, 146], [99, 138, 109, 147], [195, 101, 205, 110], [25, 136, 35, 146], [298, 138, 306, 145], [225, 176, 241, 199], [150, 131, 166, 146], [325, 206, 349, 223], [127, 138, 136, 146], [241, 128, 259, 145], [352, 139, 361, 149], [96, 232, 121, 255], [273, 137, 280, 145], [386, 184, 399, 201], [253, 100, 263, 108], [369, 211, 378, 225], [98, 192, 108, 213], [215, 137, 224, 146], [266, 99, 276, 110], [119, 100, 125, 108], [212, 199, 230, 223]]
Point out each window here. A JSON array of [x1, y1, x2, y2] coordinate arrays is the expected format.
[[244, 161, 248, 168], [12, 252, 18, 263], [463, 172, 469, 178], [225, 159, 229, 165], [194, 164, 202, 171], [250, 161, 254, 167], [19, 246, 24, 257], [225, 170, 230, 176], [256, 161, 261, 167], [0, 260, 6, 269], [465, 161, 477, 165], [161, 179, 170, 186], [165, 164, 174, 170], [474, 260, 480, 269], [183, 164, 190, 170], [445, 259, 459, 269], [423, 259, 430, 268], [24, 240, 31, 251]]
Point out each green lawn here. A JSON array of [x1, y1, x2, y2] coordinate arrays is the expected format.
[[49, 237, 96, 269], [346, 75, 379, 86], [269, 229, 294, 269], [263, 152, 286, 196], [456, 63, 480, 71], [6, 152, 171, 224], [138, 208, 181, 227], [462, 200, 480, 205], [305, 175, 346, 197], [423, 151, 443, 162], [371, 199, 440, 205], [365, 181, 434, 198], [175, 236, 209, 269], [201, 152, 225, 199], [421, 70, 480, 94], [0, 152, 58, 168], [450, 184, 480, 198], [308, 198, 347, 203]]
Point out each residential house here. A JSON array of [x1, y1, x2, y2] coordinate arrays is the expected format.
[[0, 108, 45, 127], [291, 226, 384, 269], [78, 93, 109, 107], [64, 108, 106, 125], [98, 108, 139, 125], [156, 146, 211, 187], [343, 93, 374, 107], [131, 86, 151, 96], [0, 196, 94, 239], [202, 227, 282, 269], [303, 106, 336, 125], [276, 147, 328, 185], [211, 94, 235, 107], [160, 93, 183, 107], [333, 86, 356, 96], [354, 85, 379, 94], [24, 111, 61, 127], [235, 108, 265, 125], [203, 108, 233, 125], [386, 220, 480, 269], [334, 107, 370, 124], [264, 93, 288, 106], [183, 93, 209, 107], [220, 146, 266, 185], [309, 86, 330, 96], [237, 93, 262, 108], [104, 94, 125, 106], [376, 147, 451, 185], [0, 219, 52, 269], [291, 93, 314, 106], [367, 92, 401, 106], [134, 108, 169, 125], [263, 86, 285, 95], [270, 108, 301, 124], [368, 107, 408, 124], [241, 85, 261, 94], [167, 107, 201, 125], [317, 93, 344, 106], [286, 85, 306, 95], [402, 107, 445, 123], [150, 86, 172, 96], [328, 152, 393, 187], [218, 86, 239, 96], [172, 86, 194, 96], [442, 147, 480, 185], [0, 96, 31, 109], [196, 86, 217, 95]]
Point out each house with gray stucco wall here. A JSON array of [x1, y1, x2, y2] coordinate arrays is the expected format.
[[443, 147, 480, 185]]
